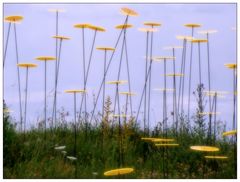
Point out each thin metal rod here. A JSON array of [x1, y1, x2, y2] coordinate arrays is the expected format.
[[52, 39, 63, 129], [3, 22, 12, 68], [102, 50, 107, 120], [233, 68, 236, 130], [206, 33, 213, 145], [144, 32, 149, 135], [181, 40, 187, 114], [198, 42, 202, 86], [89, 15, 128, 124], [13, 23, 23, 132], [82, 28, 87, 133], [74, 93, 77, 156], [147, 29, 154, 136], [172, 48, 177, 131], [24, 67, 29, 141], [44, 60, 47, 141], [124, 34, 133, 116], [187, 27, 194, 122], [213, 94, 217, 145]]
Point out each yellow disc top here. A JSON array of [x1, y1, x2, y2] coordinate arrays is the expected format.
[[144, 21, 161, 27], [204, 156, 228, 159], [121, 7, 138, 16], [119, 92, 136, 96], [115, 24, 133, 29], [138, 27, 157, 32], [155, 143, 179, 147], [165, 73, 184, 77], [152, 138, 175, 142], [198, 30, 218, 34], [164, 46, 183, 50], [190, 146, 219, 152], [88, 25, 106, 32], [106, 80, 127, 84], [74, 23, 92, 29], [184, 23, 201, 28], [224, 63, 237, 69], [191, 39, 208, 43], [176, 35, 194, 40], [222, 130, 237, 137], [5, 15, 23, 23], [52, 35, 70, 40], [17, 63, 37, 68], [35, 56, 56, 61], [96, 47, 115, 51], [198, 112, 220, 115], [153, 56, 176, 61], [64, 89, 86, 93], [104, 167, 134, 176]]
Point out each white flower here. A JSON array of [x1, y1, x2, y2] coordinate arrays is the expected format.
[[62, 151, 67, 155], [54, 146, 66, 150], [67, 156, 77, 161]]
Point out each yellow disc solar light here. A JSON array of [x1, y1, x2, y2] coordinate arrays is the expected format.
[[106, 80, 127, 84], [96, 46, 115, 51], [121, 7, 138, 16], [165, 73, 184, 77], [17, 63, 37, 68], [224, 63, 237, 69], [198, 29, 218, 34], [88, 25, 106, 32], [119, 91, 136, 96], [144, 21, 161, 27], [198, 112, 220, 115], [138, 27, 158, 32], [155, 143, 179, 147], [4, 15, 23, 23], [176, 35, 194, 41], [152, 138, 175, 142], [222, 130, 237, 137], [204, 90, 229, 95], [204, 156, 228, 160], [190, 146, 220, 152], [141, 137, 157, 141], [104, 167, 134, 176], [36, 56, 56, 61], [184, 23, 202, 28], [74, 23, 92, 29], [153, 56, 176, 61], [115, 24, 133, 29], [36, 56, 56, 141], [17, 62, 38, 140], [191, 39, 208, 43], [52, 35, 71, 40], [64, 89, 86, 93], [153, 88, 175, 92], [163, 46, 183, 50], [48, 9, 66, 13]]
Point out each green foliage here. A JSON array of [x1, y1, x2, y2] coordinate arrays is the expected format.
[[3, 97, 237, 179]]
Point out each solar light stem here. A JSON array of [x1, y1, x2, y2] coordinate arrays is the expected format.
[[187, 27, 194, 123], [147, 29, 154, 136], [13, 22, 23, 133], [23, 67, 29, 141], [124, 34, 133, 116], [181, 40, 187, 114], [144, 31, 149, 135], [3, 22, 12, 68], [172, 48, 177, 133], [44, 60, 47, 141]]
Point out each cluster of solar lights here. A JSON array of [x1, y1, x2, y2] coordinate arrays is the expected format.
[[3, 6, 237, 178]]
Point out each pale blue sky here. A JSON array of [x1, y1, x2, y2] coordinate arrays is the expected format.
[[3, 3, 236, 131]]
